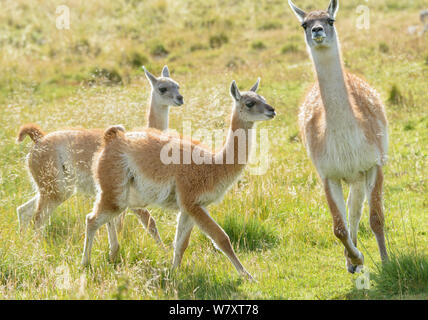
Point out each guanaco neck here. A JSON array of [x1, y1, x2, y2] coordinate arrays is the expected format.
[[309, 34, 356, 126], [147, 93, 169, 131], [214, 107, 254, 180]]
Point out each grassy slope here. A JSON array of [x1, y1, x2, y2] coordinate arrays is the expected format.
[[0, 0, 427, 299]]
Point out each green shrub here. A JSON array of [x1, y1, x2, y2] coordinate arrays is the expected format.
[[251, 41, 266, 50], [403, 121, 415, 131], [73, 39, 91, 55], [150, 43, 169, 56], [209, 33, 228, 49], [388, 84, 404, 105], [258, 21, 282, 30], [281, 43, 300, 54], [225, 56, 245, 69], [190, 43, 207, 52], [379, 42, 389, 53], [88, 67, 122, 85], [127, 51, 149, 69]]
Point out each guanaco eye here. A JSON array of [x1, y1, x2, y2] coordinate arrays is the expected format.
[[159, 87, 167, 94], [301, 22, 308, 29], [328, 18, 335, 26], [246, 101, 255, 108]]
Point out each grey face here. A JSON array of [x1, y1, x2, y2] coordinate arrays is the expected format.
[[230, 79, 276, 122], [288, 0, 339, 49], [143, 65, 184, 107], [302, 11, 336, 49], [154, 78, 183, 107]]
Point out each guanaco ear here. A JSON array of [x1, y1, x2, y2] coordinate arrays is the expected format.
[[142, 66, 158, 86], [327, 0, 339, 19], [161, 65, 170, 78], [288, 0, 306, 23], [230, 80, 241, 101], [250, 77, 260, 92]]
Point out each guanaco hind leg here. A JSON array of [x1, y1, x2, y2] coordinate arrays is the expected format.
[[366, 166, 388, 262]]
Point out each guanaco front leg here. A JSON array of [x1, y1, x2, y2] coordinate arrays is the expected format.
[[172, 211, 194, 269], [324, 178, 364, 273], [347, 180, 365, 247]]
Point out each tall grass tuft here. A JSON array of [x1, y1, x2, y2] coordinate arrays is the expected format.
[[388, 84, 404, 105], [367, 215, 428, 298], [372, 252, 428, 298], [220, 215, 279, 251]]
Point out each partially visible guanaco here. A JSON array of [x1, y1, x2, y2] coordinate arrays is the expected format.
[[17, 66, 183, 247]]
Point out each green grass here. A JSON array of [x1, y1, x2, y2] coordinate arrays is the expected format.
[[0, 0, 427, 299], [373, 252, 428, 298], [220, 214, 278, 251]]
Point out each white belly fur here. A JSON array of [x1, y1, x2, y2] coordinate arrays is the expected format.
[[196, 175, 238, 207], [311, 124, 385, 182], [127, 171, 178, 210]]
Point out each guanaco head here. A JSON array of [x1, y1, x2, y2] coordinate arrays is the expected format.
[[143, 65, 184, 107], [230, 78, 276, 122], [288, 0, 339, 50]]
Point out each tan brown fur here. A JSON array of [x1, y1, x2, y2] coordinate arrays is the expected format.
[[17, 123, 45, 143], [19, 127, 163, 233], [368, 166, 388, 261], [299, 72, 388, 161], [97, 120, 250, 207], [298, 83, 325, 157], [305, 10, 330, 21]]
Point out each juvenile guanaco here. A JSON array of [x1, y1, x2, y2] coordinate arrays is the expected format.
[[81, 79, 276, 279], [17, 66, 183, 246]]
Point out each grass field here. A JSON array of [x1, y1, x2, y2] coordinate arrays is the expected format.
[[0, 0, 427, 299]]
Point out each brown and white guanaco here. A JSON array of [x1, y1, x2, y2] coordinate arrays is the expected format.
[[289, 0, 389, 273], [80, 79, 276, 279], [17, 66, 183, 247]]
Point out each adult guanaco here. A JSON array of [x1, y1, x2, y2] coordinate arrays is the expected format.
[[289, 0, 389, 272]]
